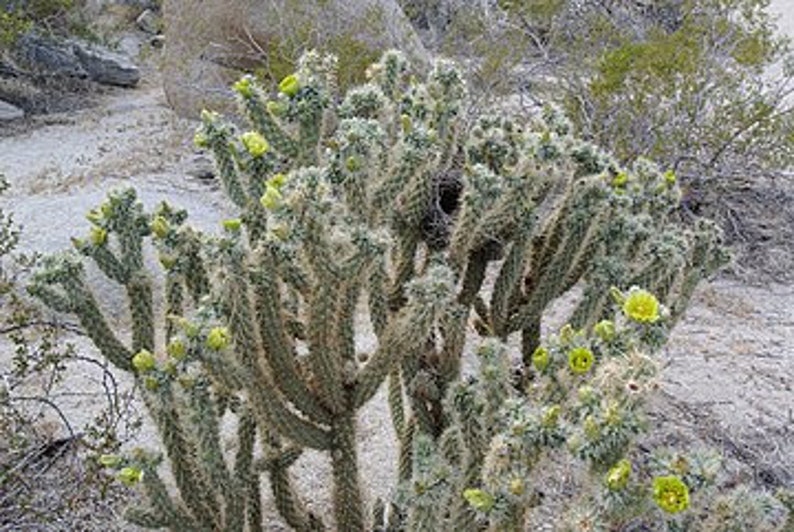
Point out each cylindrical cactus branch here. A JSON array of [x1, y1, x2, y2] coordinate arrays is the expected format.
[[29, 48, 727, 532]]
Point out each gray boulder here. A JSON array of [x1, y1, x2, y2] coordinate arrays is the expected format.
[[72, 42, 140, 87], [18, 34, 88, 79], [136, 8, 161, 35], [0, 99, 24, 121], [16, 34, 139, 88]]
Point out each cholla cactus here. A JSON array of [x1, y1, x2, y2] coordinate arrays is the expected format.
[[28, 50, 737, 531]]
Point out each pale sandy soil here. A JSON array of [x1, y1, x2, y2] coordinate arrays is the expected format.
[[1, 9, 793, 528]]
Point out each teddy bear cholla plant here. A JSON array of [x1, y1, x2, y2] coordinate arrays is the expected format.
[[28, 49, 731, 531]]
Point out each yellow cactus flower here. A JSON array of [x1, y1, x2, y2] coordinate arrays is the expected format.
[[532, 346, 550, 372], [605, 459, 631, 491], [193, 130, 209, 148], [232, 76, 254, 98], [463, 488, 495, 512], [652, 475, 689, 514], [278, 74, 300, 97], [132, 349, 156, 373], [240, 131, 269, 158], [268, 173, 288, 188], [144, 375, 159, 391], [622, 288, 660, 323], [568, 347, 594, 374], [159, 253, 176, 269]]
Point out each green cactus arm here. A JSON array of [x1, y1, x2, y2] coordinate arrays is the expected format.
[[508, 180, 608, 336], [367, 258, 389, 338], [247, 378, 332, 450], [457, 247, 491, 308], [438, 306, 467, 384], [250, 251, 333, 425], [388, 366, 405, 438], [233, 406, 258, 532], [307, 275, 347, 414], [352, 305, 434, 409], [134, 464, 204, 531], [330, 414, 365, 532], [371, 138, 429, 217], [149, 389, 222, 529], [26, 284, 74, 313], [268, 450, 324, 532], [187, 381, 241, 531], [209, 134, 249, 209], [73, 288, 135, 370], [296, 93, 324, 166], [164, 274, 184, 340], [235, 83, 299, 159], [387, 231, 419, 309], [127, 272, 155, 354], [490, 221, 533, 337], [28, 255, 135, 370], [78, 244, 129, 284], [333, 278, 362, 366]]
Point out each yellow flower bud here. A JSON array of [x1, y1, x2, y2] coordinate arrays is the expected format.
[[222, 218, 242, 232], [240, 131, 269, 158], [132, 349, 156, 372], [167, 339, 186, 360], [232, 76, 254, 98], [593, 319, 616, 341], [606, 459, 631, 491], [463, 488, 495, 512], [90, 226, 107, 246], [151, 216, 169, 239], [117, 466, 143, 486], [532, 346, 550, 372], [206, 326, 231, 351], [98, 454, 122, 468], [278, 74, 300, 97], [260, 185, 282, 210]]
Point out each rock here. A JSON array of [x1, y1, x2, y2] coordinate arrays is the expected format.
[[161, 0, 430, 118], [149, 35, 165, 49], [0, 99, 24, 121], [136, 8, 161, 35], [72, 42, 140, 87], [17, 34, 140, 88], [18, 34, 88, 79], [184, 154, 216, 180]]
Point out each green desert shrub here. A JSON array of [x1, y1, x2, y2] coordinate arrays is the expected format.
[[27, 50, 787, 530], [0, 0, 85, 46], [401, 0, 793, 274]]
